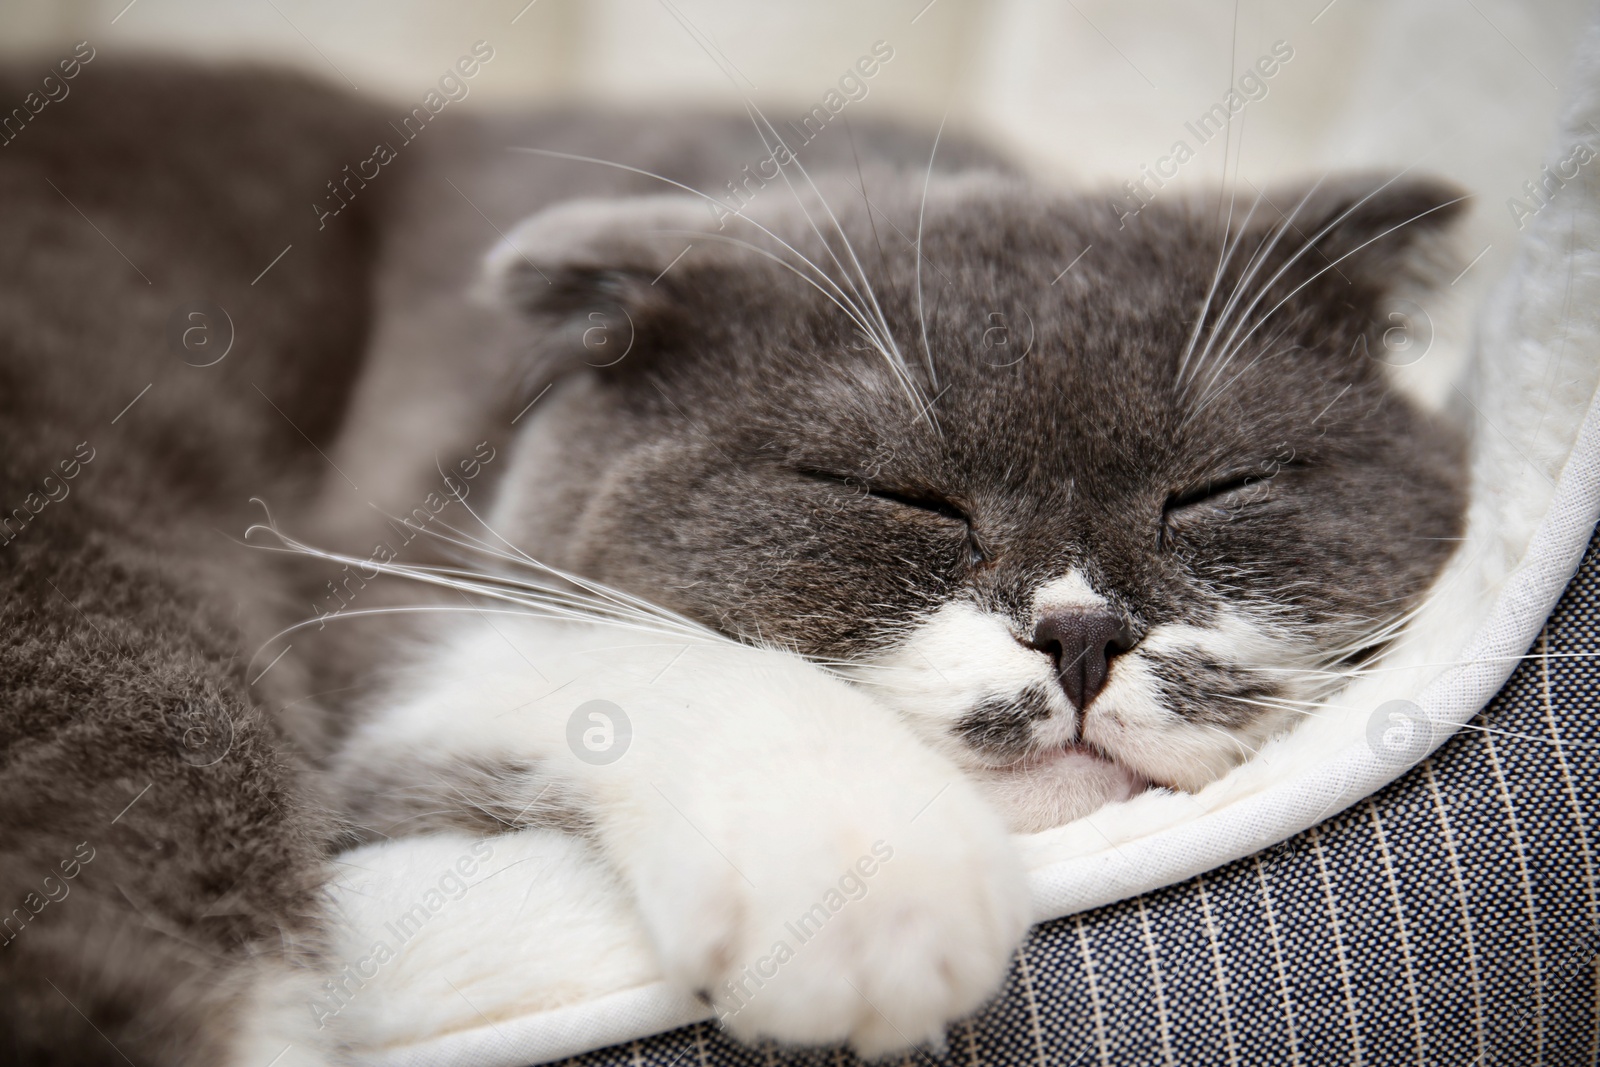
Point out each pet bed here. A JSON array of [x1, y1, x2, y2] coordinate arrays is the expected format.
[[322, 17, 1600, 1067]]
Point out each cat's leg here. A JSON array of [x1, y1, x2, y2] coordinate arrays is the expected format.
[[335, 617, 1031, 1054], [318, 829, 660, 1051]]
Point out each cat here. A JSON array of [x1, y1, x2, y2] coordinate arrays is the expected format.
[[0, 60, 1467, 1063], [324, 146, 1469, 1051]]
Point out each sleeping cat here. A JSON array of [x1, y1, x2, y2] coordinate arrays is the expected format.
[[324, 158, 1468, 1051], [0, 63, 1466, 1063]]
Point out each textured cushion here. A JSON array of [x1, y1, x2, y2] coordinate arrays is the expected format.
[[546, 518, 1600, 1066]]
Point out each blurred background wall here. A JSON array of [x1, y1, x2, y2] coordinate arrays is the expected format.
[[0, 0, 1584, 178], [1, 0, 1592, 394]]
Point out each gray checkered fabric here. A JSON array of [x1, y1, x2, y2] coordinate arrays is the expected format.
[[555, 520, 1600, 1067]]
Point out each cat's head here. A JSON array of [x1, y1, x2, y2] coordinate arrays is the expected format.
[[482, 168, 1468, 830]]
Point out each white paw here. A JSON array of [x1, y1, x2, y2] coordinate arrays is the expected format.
[[631, 747, 1030, 1056]]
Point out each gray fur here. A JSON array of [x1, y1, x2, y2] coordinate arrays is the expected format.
[[0, 62, 385, 1063]]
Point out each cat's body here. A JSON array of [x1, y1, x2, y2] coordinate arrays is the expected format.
[[0, 62, 1466, 1062]]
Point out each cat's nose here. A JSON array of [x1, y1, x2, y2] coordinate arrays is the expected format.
[[1030, 608, 1138, 711]]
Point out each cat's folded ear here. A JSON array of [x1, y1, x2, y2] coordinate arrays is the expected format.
[[482, 194, 724, 375], [1245, 172, 1468, 302]]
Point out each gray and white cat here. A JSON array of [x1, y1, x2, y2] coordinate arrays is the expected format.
[[0, 62, 1465, 1063], [324, 136, 1467, 1056]]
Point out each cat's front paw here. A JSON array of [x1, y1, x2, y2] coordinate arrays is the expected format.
[[633, 758, 1030, 1057]]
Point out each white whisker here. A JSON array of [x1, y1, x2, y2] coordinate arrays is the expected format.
[[1185, 177, 1324, 390], [1175, 185, 1261, 383], [1209, 194, 1468, 388], [735, 100, 928, 416], [662, 229, 903, 359], [508, 147, 895, 368], [915, 114, 947, 393], [241, 500, 732, 677]]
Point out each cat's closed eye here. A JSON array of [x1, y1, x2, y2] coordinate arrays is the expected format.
[[797, 469, 987, 565], [864, 485, 969, 523], [869, 487, 989, 566], [1160, 470, 1280, 545]]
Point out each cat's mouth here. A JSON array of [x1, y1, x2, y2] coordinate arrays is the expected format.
[[949, 689, 1150, 783], [996, 737, 1144, 782], [968, 734, 1154, 831], [1059, 740, 1119, 764]]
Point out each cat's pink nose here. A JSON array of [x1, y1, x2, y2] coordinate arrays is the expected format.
[[1030, 608, 1137, 711]]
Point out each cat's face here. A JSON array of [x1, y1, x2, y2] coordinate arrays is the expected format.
[[486, 170, 1467, 827]]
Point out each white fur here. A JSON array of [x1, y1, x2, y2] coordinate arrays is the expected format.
[[321, 831, 656, 1051], [850, 587, 1299, 828], [327, 617, 1030, 1057], [1088, 608, 1310, 791], [1031, 570, 1108, 611], [846, 596, 1149, 832], [847, 599, 1058, 759], [227, 957, 341, 1067]]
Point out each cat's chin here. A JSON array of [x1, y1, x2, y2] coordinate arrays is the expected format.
[[971, 745, 1151, 834]]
